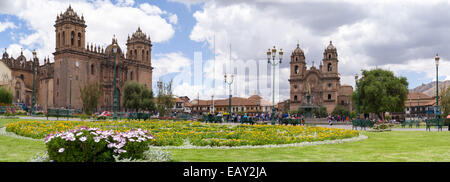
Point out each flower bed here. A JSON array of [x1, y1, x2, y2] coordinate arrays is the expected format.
[[44, 126, 153, 162], [6, 120, 359, 147]]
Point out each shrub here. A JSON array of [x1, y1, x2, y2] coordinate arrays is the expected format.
[[96, 116, 107, 120], [0, 87, 13, 105], [45, 127, 154, 162], [15, 110, 28, 116]]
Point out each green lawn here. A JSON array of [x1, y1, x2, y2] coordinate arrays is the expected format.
[[0, 117, 449, 162], [169, 131, 450, 162], [0, 135, 46, 162]]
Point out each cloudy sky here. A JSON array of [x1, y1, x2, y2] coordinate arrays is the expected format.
[[0, 0, 449, 102]]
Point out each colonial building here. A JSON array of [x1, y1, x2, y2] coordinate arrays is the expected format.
[[288, 41, 352, 113], [1, 6, 153, 111], [189, 94, 273, 116], [1, 49, 37, 106]]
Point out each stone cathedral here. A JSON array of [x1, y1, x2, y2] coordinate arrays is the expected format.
[[1, 6, 153, 111], [289, 41, 353, 113]]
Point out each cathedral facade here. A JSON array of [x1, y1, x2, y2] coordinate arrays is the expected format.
[[289, 41, 352, 113], [1, 6, 153, 112]]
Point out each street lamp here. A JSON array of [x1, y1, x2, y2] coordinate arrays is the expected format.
[[224, 74, 234, 122], [355, 74, 360, 122], [112, 39, 118, 120], [267, 46, 283, 125], [31, 50, 37, 116], [434, 53, 440, 123]]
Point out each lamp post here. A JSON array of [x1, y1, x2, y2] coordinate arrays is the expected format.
[[112, 40, 118, 120], [266, 46, 283, 125], [355, 74, 360, 121], [434, 53, 440, 123], [224, 74, 234, 122], [31, 50, 37, 116]]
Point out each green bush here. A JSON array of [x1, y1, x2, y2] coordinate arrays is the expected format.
[[96, 116, 107, 120], [0, 87, 13, 105], [44, 127, 153, 162], [15, 110, 28, 116]]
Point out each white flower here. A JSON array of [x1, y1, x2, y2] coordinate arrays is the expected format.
[[58, 148, 65, 153], [76, 132, 83, 136], [94, 137, 100, 143], [79, 136, 87, 142]]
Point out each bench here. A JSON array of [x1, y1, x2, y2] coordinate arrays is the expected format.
[[127, 112, 151, 120], [0, 106, 14, 114], [351, 120, 375, 130], [46, 109, 71, 120], [425, 119, 448, 131]]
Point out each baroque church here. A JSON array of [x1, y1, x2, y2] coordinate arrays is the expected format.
[[289, 41, 353, 113], [1, 6, 153, 111]]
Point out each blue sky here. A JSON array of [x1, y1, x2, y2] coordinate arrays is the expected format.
[[1, 0, 449, 102]]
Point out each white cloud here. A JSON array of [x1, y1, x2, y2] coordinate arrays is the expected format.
[[0, 21, 16, 32], [140, 3, 165, 15], [188, 0, 450, 101], [152, 52, 191, 83], [168, 13, 178, 24], [0, 0, 175, 65]]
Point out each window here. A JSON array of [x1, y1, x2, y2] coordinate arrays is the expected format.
[[142, 50, 145, 61], [71, 31, 75, 46], [294, 85, 297, 89], [62, 31, 65, 46], [295, 57, 298, 62], [134, 49, 137, 59], [147, 51, 149, 61], [57, 33, 60, 47], [327, 63, 332, 72], [295, 65, 299, 74], [130, 72, 133, 80], [91, 64, 95, 75], [294, 95, 298, 101], [20, 74, 24, 80], [129, 51, 132, 59], [78, 33, 81, 47], [328, 54, 331, 59], [328, 83, 332, 88], [328, 94, 332, 100]]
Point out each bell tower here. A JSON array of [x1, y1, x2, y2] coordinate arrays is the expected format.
[[126, 27, 152, 65], [322, 41, 338, 74], [290, 43, 306, 78], [289, 43, 307, 109], [54, 5, 86, 52]]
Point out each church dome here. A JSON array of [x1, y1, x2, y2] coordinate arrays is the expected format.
[[292, 43, 304, 55], [249, 94, 262, 101], [105, 37, 122, 55], [326, 41, 336, 50]]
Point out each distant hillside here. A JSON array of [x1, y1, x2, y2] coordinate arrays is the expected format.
[[410, 80, 450, 96]]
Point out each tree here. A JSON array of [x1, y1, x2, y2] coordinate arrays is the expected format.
[[140, 84, 156, 112], [156, 80, 174, 117], [332, 105, 350, 117], [351, 68, 408, 120], [312, 106, 328, 118], [0, 86, 13, 105], [80, 82, 103, 115], [122, 81, 155, 112], [440, 86, 450, 118]]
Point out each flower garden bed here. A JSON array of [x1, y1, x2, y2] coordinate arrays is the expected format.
[[5, 120, 359, 147]]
